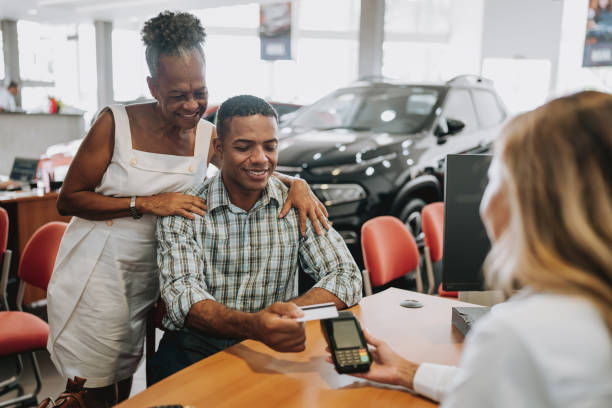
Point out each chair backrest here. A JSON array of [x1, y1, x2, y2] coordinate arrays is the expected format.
[[18, 221, 67, 291], [0, 207, 8, 255], [422, 202, 445, 263], [361, 216, 419, 287]]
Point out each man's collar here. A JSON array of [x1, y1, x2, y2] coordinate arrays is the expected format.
[[206, 173, 231, 212], [207, 171, 282, 213]]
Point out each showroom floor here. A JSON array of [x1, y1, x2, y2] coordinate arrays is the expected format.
[[0, 330, 162, 407]]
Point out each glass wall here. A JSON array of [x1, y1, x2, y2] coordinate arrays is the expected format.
[[0, 30, 4, 82], [16, 20, 97, 118], [111, 0, 360, 107], [382, 0, 484, 84]]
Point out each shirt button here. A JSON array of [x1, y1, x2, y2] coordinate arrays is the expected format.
[[105, 220, 113, 227], [130, 158, 137, 166], [188, 165, 194, 173]]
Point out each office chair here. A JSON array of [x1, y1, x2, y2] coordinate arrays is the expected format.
[[0, 221, 67, 408], [421, 202, 457, 298], [360, 216, 424, 296]]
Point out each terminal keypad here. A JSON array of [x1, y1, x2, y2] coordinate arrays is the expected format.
[[335, 348, 369, 366]]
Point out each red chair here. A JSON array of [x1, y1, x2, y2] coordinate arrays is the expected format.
[[361, 216, 424, 296], [0, 221, 67, 408], [421, 202, 458, 298]]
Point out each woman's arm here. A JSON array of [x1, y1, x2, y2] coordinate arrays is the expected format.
[[275, 173, 329, 235], [58, 110, 207, 221]]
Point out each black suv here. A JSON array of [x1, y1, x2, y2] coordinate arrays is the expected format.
[[276, 75, 507, 260]]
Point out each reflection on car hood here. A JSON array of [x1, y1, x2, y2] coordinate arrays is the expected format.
[[277, 128, 420, 167]]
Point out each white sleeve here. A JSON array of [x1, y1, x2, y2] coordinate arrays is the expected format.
[[413, 363, 458, 402], [440, 314, 544, 408]]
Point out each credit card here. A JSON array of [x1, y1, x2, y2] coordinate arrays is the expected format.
[[296, 302, 339, 322]]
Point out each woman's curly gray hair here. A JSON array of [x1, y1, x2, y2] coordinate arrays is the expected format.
[[141, 11, 206, 80]]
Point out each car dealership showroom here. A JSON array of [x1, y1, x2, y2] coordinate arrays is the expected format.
[[1, 1, 611, 407]]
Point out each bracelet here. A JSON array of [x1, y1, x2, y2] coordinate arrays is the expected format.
[[129, 196, 143, 219]]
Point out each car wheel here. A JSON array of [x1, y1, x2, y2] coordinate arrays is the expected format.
[[398, 197, 426, 243]]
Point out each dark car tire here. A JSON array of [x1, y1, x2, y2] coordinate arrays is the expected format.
[[398, 197, 427, 241]]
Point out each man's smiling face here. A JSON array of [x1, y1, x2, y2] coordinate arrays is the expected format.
[[216, 114, 278, 196]]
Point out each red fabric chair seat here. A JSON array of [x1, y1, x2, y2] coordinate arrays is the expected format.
[[0, 311, 49, 357], [438, 283, 459, 298]]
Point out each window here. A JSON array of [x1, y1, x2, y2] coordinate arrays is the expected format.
[[298, 0, 360, 31], [382, 0, 484, 83], [472, 90, 505, 128], [112, 28, 150, 102], [442, 89, 477, 132], [385, 0, 451, 36], [17, 21, 97, 115], [481, 58, 551, 113], [18, 20, 67, 83], [0, 30, 4, 81]]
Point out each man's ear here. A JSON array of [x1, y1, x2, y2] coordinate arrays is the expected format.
[[213, 137, 223, 157], [146, 76, 158, 99]]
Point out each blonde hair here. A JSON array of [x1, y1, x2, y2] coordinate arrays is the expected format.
[[485, 91, 612, 333]]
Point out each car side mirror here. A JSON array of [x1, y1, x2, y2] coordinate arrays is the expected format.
[[446, 118, 465, 135], [434, 117, 448, 137], [434, 117, 465, 140]]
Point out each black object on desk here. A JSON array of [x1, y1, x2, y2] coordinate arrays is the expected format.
[[9, 157, 39, 183], [452, 306, 491, 336]]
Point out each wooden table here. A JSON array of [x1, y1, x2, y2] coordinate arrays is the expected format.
[[0, 191, 70, 303], [119, 288, 473, 408]]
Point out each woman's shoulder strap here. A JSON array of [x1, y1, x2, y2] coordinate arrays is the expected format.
[[104, 104, 131, 150]]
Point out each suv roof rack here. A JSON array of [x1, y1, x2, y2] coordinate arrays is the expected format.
[[446, 75, 493, 87]]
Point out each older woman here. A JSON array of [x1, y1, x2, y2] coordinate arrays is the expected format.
[[331, 91, 612, 407], [45, 11, 326, 407]]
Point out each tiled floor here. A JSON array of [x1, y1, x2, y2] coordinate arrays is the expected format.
[[0, 330, 162, 407]]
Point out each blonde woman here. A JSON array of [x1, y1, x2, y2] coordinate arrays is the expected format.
[[328, 91, 612, 407]]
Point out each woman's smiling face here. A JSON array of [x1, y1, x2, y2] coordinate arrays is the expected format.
[[148, 53, 208, 130]]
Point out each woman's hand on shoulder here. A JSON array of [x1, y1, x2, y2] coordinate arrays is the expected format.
[[279, 178, 329, 236], [140, 193, 207, 220]]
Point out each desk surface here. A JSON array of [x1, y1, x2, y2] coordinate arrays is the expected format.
[[0, 190, 58, 203], [118, 288, 473, 408]]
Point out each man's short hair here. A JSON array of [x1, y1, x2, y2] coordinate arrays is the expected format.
[[8, 81, 17, 89], [216, 95, 278, 141]]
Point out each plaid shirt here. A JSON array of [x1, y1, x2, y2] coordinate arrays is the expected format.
[[157, 173, 362, 331]]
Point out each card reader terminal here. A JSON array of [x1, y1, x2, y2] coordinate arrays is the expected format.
[[321, 311, 371, 374]]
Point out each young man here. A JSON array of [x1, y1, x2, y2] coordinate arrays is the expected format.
[[153, 95, 362, 382]]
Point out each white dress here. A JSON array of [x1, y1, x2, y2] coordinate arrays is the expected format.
[[46, 105, 212, 387]]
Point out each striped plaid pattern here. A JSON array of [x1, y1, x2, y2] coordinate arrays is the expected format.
[[157, 173, 362, 331]]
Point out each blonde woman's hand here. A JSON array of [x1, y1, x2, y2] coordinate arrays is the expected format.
[[279, 178, 329, 235], [140, 193, 207, 220], [325, 330, 418, 389]]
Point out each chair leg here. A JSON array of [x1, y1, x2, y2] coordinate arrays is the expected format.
[[145, 308, 156, 388], [424, 247, 435, 295], [0, 354, 24, 391], [0, 352, 42, 408], [415, 263, 424, 293], [361, 270, 373, 297]]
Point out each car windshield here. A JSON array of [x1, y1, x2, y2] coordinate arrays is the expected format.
[[290, 86, 441, 134]]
